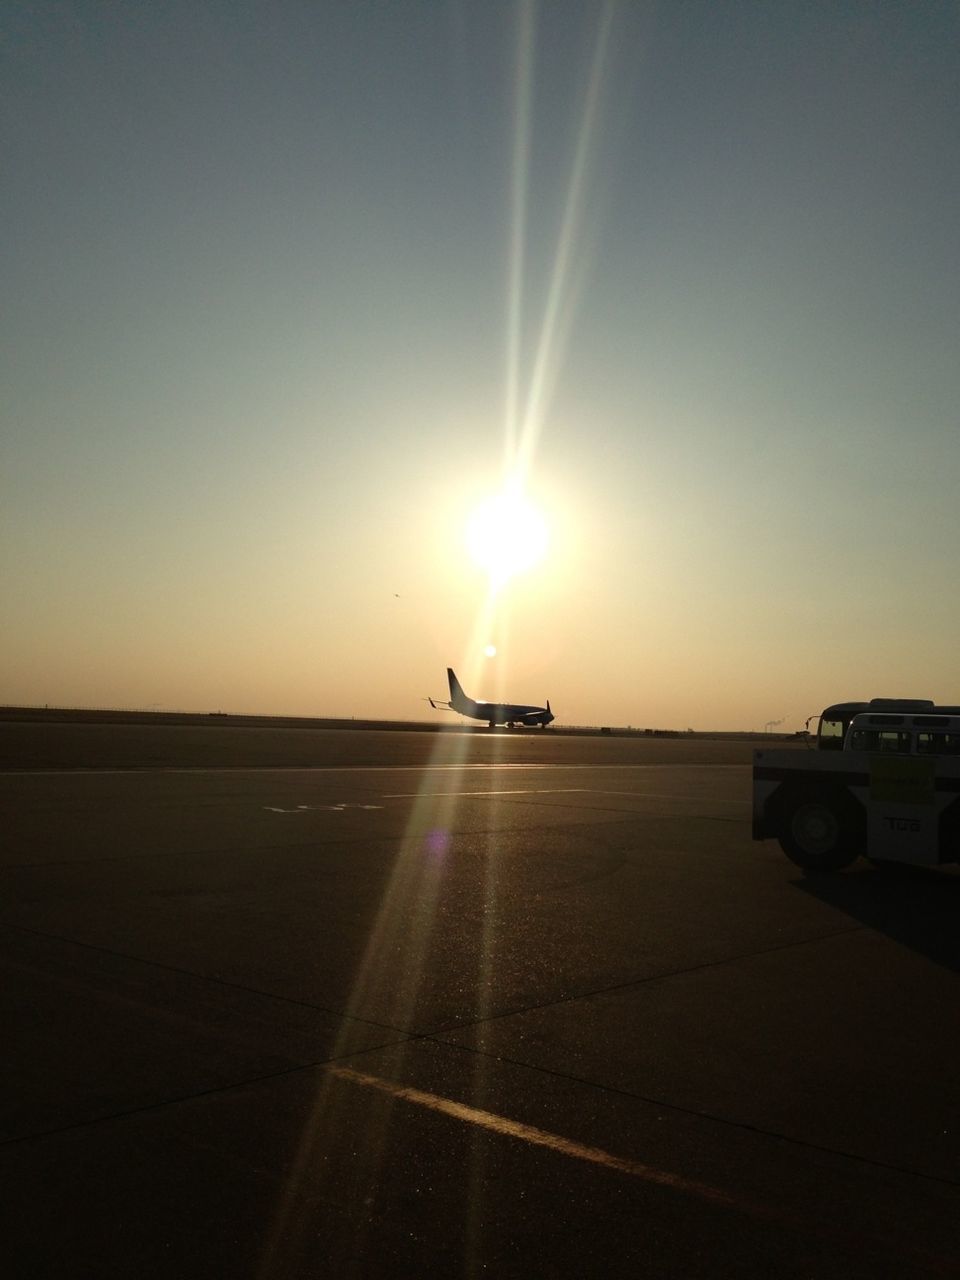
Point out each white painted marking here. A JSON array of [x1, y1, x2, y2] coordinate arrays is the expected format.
[[1, 763, 750, 778], [574, 789, 749, 806], [382, 787, 746, 806], [263, 803, 383, 813], [382, 787, 589, 799]]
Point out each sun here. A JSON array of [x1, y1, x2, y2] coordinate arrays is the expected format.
[[466, 489, 549, 587]]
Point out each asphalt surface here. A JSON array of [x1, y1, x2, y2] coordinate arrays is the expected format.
[[2, 728, 959, 1278]]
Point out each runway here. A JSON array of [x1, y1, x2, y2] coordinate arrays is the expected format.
[[2, 730, 959, 1277]]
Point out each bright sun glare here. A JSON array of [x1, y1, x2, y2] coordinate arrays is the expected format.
[[466, 489, 549, 587]]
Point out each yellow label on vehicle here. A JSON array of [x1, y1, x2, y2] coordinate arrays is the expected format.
[[869, 755, 935, 805]]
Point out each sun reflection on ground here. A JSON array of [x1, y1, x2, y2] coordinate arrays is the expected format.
[[259, 3, 618, 1271]]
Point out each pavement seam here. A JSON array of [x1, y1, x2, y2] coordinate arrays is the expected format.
[[0, 762, 752, 776], [0, 919, 411, 1036], [2, 922, 899, 1178], [0, 835, 393, 871], [1, 920, 874, 1160], [0, 801, 745, 870], [0, 918, 869, 1082], [420, 921, 869, 1035], [8, 1023, 957, 1200], [490, 792, 748, 822], [0, 824, 730, 875], [416, 1037, 960, 1193], [0, 1045, 416, 1149]]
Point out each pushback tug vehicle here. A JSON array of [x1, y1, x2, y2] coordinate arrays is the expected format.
[[753, 699, 960, 872]]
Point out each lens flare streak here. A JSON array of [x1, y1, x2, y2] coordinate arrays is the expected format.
[[508, 1, 618, 486]]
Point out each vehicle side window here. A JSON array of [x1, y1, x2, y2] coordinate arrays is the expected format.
[[849, 729, 911, 753], [820, 718, 844, 746]]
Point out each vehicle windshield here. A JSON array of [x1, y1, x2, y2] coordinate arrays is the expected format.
[[818, 718, 846, 749]]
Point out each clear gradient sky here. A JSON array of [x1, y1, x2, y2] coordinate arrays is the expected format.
[[3, 1, 959, 730]]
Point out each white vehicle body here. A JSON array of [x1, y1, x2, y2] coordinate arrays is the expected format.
[[754, 711, 960, 871], [843, 711, 960, 757]]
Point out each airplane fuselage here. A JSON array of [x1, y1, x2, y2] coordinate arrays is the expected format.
[[443, 669, 554, 728], [459, 698, 551, 727]]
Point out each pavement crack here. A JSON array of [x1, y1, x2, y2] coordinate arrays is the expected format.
[[0, 919, 409, 1038], [420, 923, 867, 1037], [428, 1040, 960, 1193]]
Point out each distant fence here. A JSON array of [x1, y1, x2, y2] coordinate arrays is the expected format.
[[0, 706, 794, 741]]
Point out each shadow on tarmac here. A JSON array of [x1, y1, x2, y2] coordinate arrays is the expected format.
[[795, 864, 960, 973]]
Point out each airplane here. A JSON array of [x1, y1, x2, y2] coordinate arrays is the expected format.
[[429, 668, 554, 729]]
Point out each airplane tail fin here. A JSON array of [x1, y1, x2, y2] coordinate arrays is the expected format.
[[447, 668, 477, 717]]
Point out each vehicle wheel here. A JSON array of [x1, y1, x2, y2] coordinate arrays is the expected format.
[[777, 791, 859, 872]]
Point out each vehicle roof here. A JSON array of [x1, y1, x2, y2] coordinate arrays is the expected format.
[[821, 699, 960, 718], [848, 711, 960, 730], [820, 702, 869, 719]]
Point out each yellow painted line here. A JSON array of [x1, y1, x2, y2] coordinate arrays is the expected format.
[[328, 1067, 960, 1273], [329, 1066, 738, 1207]]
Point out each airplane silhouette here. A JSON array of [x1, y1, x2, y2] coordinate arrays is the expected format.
[[429, 668, 553, 729]]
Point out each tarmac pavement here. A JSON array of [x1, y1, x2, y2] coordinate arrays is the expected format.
[[2, 729, 959, 1277]]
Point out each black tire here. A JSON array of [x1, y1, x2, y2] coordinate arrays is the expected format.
[[777, 789, 860, 872]]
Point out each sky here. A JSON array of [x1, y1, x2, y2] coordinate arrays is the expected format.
[[3, 0, 959, 731]]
